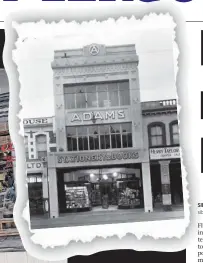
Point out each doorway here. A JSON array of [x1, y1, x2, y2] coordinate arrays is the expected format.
[[169, 162, 183, 205], [28, 174, 44, 216]]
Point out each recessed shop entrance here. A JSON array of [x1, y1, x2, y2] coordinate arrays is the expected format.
[[169, 161, 183, 205], [57, 163, 144, 214], [150, 160, 183, 207], [28, 174, 44, 216]]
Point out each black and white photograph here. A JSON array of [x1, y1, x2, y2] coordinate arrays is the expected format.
[[11, 14, 187, 239]]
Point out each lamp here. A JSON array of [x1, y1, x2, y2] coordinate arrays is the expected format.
[[103, 174, 108, 180]]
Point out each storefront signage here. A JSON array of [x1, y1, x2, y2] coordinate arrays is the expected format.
[[71, 110, 125, 122], [27, 162, 43, 170], [57, 151, 139, 164], [149, 147, 180, 160], [23, 118, 51, 126]]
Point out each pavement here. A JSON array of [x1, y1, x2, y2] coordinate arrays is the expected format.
[[0, 206, 184, 251], [31, 206, 184, 229]]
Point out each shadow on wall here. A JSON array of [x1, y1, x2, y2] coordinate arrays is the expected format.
[[69, 249, 186, 263]]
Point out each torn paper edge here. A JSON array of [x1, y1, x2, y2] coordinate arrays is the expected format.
[[3, 3, 191, 261]]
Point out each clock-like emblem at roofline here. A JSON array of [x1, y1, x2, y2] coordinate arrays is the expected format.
[[89, 44, 100, 56]]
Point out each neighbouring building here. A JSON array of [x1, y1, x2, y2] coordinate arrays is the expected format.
[[0, 70, 14, 189], [24, 44, 183, 218]]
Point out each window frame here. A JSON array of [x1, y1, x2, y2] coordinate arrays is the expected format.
[[169, 120, 179, 146], [66, 123, 133, 152], [148, 122, 166, 147], [64, 80, 130, 110]]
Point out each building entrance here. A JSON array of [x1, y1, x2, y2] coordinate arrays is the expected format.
[[28, 174, 44, 216], [169, 161, 183, 205], [57, 164, 144, 213]]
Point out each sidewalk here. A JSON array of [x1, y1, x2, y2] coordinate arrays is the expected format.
[[31, 206, 184, 230]]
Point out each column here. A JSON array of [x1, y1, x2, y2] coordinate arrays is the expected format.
[[159, 160, 172, 211], [42, 166, 48, 199], [142, 162, 153, 213], [48, 167, 59, 218]]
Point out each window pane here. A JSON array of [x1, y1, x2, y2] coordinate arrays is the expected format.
[[67, 127, 77, 136], [86, 85, 97, 108], [99, 125, 109, 135], [109, 83, 119, 107], [111, 134, 116, 148], [151, 126, 162, 136], [172, 123, 178, 134], [127, 133, 132, 147], [121, 123, 131, 133], [64, 86, 77, 94], [105, 135, 110, 149], [116, 134, 121, 148], [77, 127, 88, 136], [110, 124, 120, 134], [67, 137, 72, 151], [98, 84, 108, 107], [119, 81, 130, 106], [151, 135, 163, 146], [76, 92, 86, 108], [78, 137, 83, 151], [72, 137, 77, 151], [173, 134, 179, 144], [64, 94, 75, 109], [83, 137, 88, 150], [89, 126, 98, 135], [100, 135, 106, 149], [122, 134, 127, 148], [36, 135, 46, 144]]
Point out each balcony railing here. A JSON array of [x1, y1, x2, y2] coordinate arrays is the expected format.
[[0, 135, 11, 146], [141, 99, 177, 111]]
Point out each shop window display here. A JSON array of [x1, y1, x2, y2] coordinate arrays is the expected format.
[[61, 166, 143, 213]]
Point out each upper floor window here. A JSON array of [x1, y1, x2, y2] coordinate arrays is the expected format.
[[148, 122, 166, 147], [36, 134, 47, 152], [170, 121, 179, 145], [66, 123, 132, 152], [64, 81, 130, 110]]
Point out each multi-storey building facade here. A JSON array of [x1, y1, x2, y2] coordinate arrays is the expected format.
[[24, 44, 183, 219]]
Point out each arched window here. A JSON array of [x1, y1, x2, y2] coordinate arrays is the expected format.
[[169, 120, 179, 145], [148, 122, 166, 147]]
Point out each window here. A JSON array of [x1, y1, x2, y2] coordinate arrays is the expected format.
[[99, 125, 110, 149], [64, 80, 130, 109], [36, 134, 47, 152], [170, 121, 179, 145], [67, 127, 77, 151], [89, 126, 99, 150], [38, 151, 47, 159], [110, 124, 121, 148], [78, 127, 88, 151], [66, 123, 132, 152], [28, 174, 42, 183], [148, 122, 166, 147], [121, 123, 132, 148], [119, 81, 130, 106]]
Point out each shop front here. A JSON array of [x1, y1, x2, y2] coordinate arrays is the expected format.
[[47, 148, 153, 218], [27, 161, 49, 216], [149, 146, 183, 210]]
